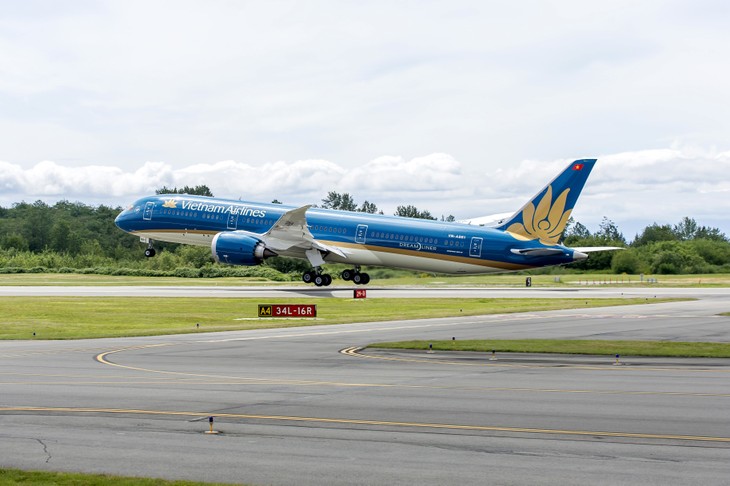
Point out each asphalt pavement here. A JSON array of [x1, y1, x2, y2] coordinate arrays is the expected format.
[[1, 287, 730, 485]]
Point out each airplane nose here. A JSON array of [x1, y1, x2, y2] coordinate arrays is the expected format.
[[572, 251, 588, 261], [114, 210, 132, 231]]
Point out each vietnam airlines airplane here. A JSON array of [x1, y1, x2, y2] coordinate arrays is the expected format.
[[115, 159, 617, 286]]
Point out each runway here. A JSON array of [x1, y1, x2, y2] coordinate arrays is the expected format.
[[1, 284, 729, 300], [1, 287, 730, 485]]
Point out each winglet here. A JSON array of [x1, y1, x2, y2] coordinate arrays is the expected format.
[[496, 159, 597, 245]]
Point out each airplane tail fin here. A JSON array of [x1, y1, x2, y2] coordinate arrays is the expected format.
[[496, 159, 597, 245]]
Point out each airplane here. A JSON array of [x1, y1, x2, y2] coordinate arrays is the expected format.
[[114, 158, 619, 286]]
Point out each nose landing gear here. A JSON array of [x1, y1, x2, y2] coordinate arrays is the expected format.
[[143, 239, 156, 258]]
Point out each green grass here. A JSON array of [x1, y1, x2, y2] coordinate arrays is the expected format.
[[0, 468, 232, 485], [370, 339, 730, 358], [1, 272, 730, 287], [0, 297, 678, 340]]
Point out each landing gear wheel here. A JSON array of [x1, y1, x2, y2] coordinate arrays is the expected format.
[[322, 274, 332, 286], [314, 275, 325, 287], [341, 269, 354, 281], [302, 271, 315, 284], [144, 248, 156, 258], [353, 272, 370, 285]]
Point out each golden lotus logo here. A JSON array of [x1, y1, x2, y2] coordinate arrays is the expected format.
[[162, 199, 178, 209], [506, 185, 571, 245]]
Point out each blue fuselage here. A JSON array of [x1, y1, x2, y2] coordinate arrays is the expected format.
[[115, 195, 580, 274]]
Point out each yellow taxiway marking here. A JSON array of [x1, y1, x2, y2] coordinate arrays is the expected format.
[[2, 406, 730, 444], [201, 313, 557, 343], [90, 345, 730, 398], [0, 347, 115, 359], [2, 380, 730, 399], [341, 346, 730, 373]]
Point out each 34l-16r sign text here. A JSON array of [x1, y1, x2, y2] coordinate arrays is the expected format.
[[258, 304, 317, 318]]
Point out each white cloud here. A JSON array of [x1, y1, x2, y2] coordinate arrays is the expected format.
[[340, 154, 462, 192]]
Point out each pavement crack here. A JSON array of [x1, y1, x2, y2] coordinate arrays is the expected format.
[[34, 438, 52, 463]]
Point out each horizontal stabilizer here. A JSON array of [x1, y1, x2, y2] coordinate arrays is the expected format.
[[570, 246, 624, 253], [510, 247, 567, 257]]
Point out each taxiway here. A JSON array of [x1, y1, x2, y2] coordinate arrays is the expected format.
[[1, 287, 729, 485]]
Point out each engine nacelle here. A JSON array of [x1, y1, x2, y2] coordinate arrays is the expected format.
[[211, 232, 277, 266]]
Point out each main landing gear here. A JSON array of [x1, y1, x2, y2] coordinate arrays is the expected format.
[[301, 267, 370, 286], [302, 269, 332, 287], [340, 266, 370, 285], [299, 250, 369, 287]]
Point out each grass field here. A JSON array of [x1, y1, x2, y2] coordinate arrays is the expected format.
[[1, 273, 729, 287], [369, 339, 730, 358], [0, 297, 677, 340], [0, 468, 232, 486]]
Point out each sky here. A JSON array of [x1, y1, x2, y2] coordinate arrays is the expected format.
[[1, 0, 729, 239]]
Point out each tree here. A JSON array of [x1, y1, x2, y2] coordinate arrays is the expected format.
[[441, 215, 456, 222], [673, 217, 698, 241], [156, 185, 214, 197], [690, 239, 730, 266], [695, 226, 727, 241], [23, 201, 53, 252], [394, 205, 437, 220], [50, 220, 74, 254], [633, 223, 676, 246], [1, 233, 28, 251], [596, 217, 625, 244], [563, 218, 591, 244], [358, 201, 379, 214], [321, 191, 357, 211], [611, 249, 643, 274], [649, 241, 705, 274], [562, 217, 624, 271], [271, 199, 283, 204], [634, 218, 727, 246]]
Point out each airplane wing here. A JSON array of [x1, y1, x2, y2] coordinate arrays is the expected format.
[[458, 212, 513, 227], [261, 205, 346, 258]]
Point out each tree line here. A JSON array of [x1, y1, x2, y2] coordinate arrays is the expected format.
[[563, 216, 729, 274], [0, 189, 728, 277]]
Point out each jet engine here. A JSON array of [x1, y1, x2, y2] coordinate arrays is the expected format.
[[211, 232, 277, 266]]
